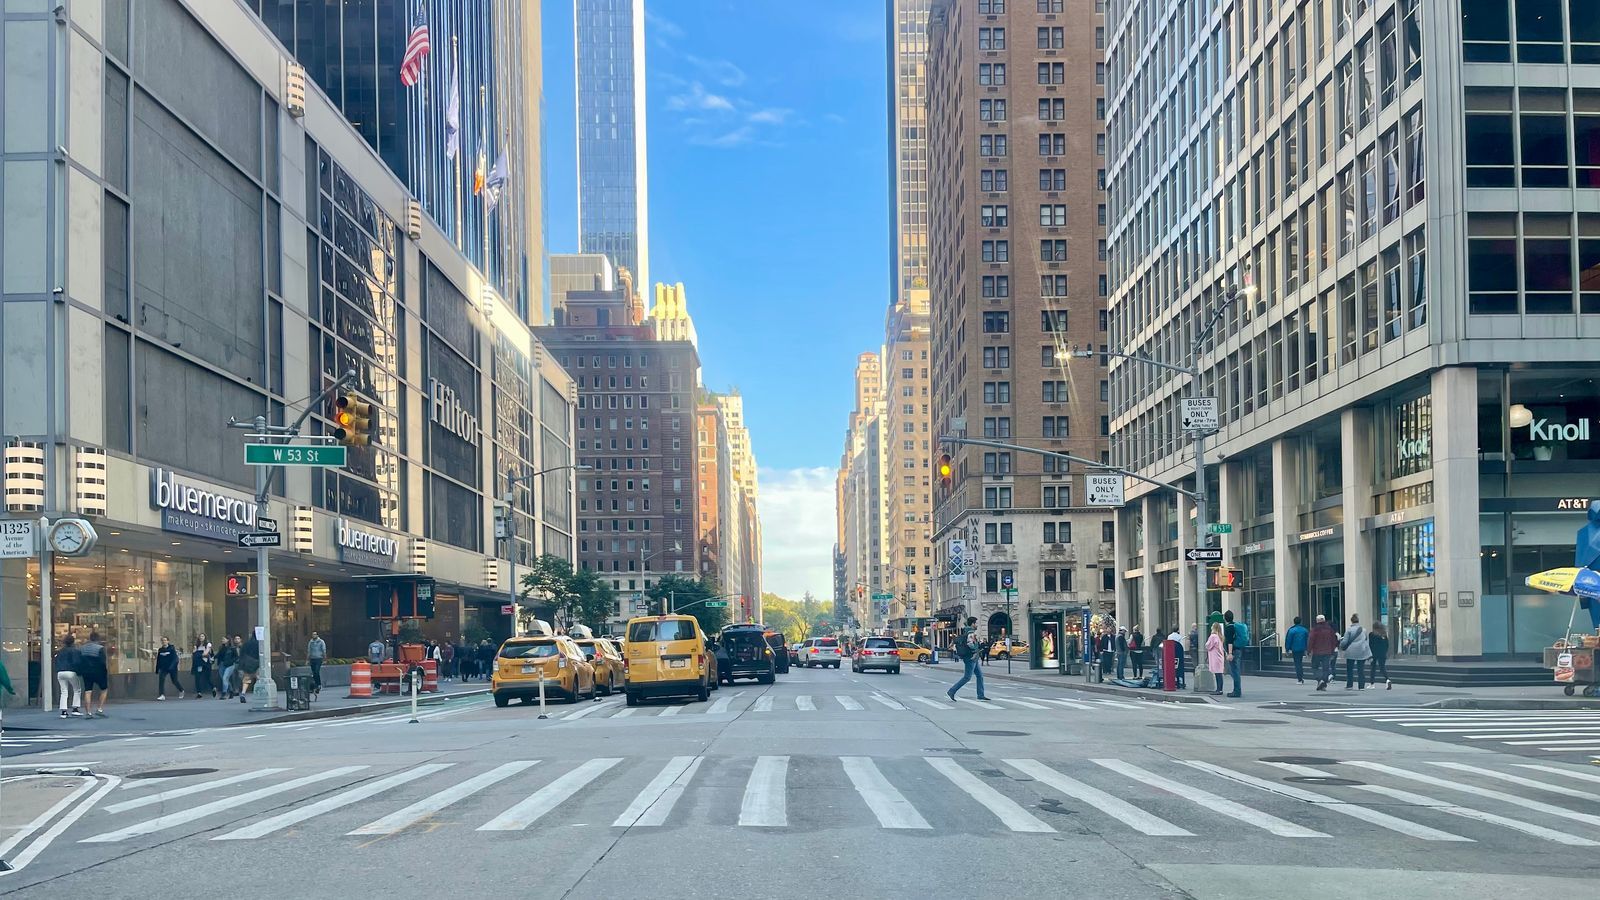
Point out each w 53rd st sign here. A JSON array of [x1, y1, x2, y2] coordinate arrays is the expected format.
[[245, 443, 346, 466]]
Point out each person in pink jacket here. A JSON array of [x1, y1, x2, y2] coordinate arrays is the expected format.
[[1205, 623, 1226, 695]]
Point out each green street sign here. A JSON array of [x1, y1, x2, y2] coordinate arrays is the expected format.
[[872, 592, 894, 600], [702, 600, 729, 608], [1208, 523, 1234, 535], [245, 443, 347, 467]]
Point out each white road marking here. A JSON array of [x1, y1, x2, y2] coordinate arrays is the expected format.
[[349, 761, 538, 836], [909, 696, 954, 710], [1181, 760, 1469, 842], [1426, 761, 1600, 799], [81, 766, 369, 843], [561, 699, 621, 721], [1007, 759, 1191, 836], [216, 764, 453, 840], [1038, 697, 1094, 710], [1, 775, 118, 873], [106, 769, 290, 814], [952, 697, 997, 710], [478, 758, 622, 831], [0, 776, 101, 861], [1456, 731, 1600, 739], [836, 696, 864, 711], [1343, 761, 1600, 829], [752, 695, 774, 712], [738, 756, 789, 827], [611, 708, 639, 718], [1086, 699, 1142, 709], [869, 694, 906, 710], [842, 757, 930, 829], [796, 695, 816, 711], [707, 691, 745, 715], [1093, 759, 1324, 838], [925, 757, 1053, 833], [657, 704, 682, 717], [1513, 763, 1600, 785], [989, 697, 1049, 710], [613, 756, 702, 827]]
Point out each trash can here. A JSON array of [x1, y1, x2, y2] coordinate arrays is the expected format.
[[286, 666, 314, 711]]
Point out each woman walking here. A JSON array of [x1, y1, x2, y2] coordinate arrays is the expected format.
[[1369, 622, 1392, 689], [54, 633, 84, 718], [191, 639, 215, 698], [1341, 614, 1372, 690], [1205, 623, 1226, 695]]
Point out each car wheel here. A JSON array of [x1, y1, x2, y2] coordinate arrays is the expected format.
[[893, 667, 902, 674], [625, 691, 639, 707], [493, 693, 509, 708], [697, 680, 710, 702], [758, 672, 774, 685], [831, 662, 840, 669]]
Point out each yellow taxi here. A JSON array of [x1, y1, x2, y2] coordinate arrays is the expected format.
[[895, 640, 932, 663], [574, 635, 626, 696], [491, 634, 596, 707], [622, 614, 712, 706], [987, 638, 1030, 660]]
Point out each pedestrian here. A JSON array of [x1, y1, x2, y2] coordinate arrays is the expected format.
[[54, 633, 84, 718], [238, 634, 261, 702], [1205, 623, 1226, 695], [155, 636, 184, 700], [79, 630, 111, 716], [1166, 626, 1186, 689], [1129, 627, 1145, 678], [476, 639, 495, 678], [1308, 614, 1339, 690], [441, 639, 456, 682], [195, 634, 216, 697], [1369, 622, 1392, 689], [1341, 614, 1372, 690], [946, 616, 989, 701], [1285, 616, 1310, 684], [367, 636, 387, 666], [307, 631, 327, 694], [216, 635, 240, 700], [0, 652, 15, 729], [1115, 627, 1129, 680], [1222, 610, 1247, 698], [191, 639, 214, 699]]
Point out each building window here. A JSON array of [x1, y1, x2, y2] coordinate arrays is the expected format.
[[980, 168, 1009, 192], [982, 312, 1010, 335], [979, 134, 1008, 157], [981, 240, 1010, 262], [1042, 415, 1069, 438], [983, 381, 1012, 404], [1039, 133, 1066, 156], [978, 63, 1007, 86], [1042, 485, 1070, 507], [1382, 245, 1403, 342], [979, 99, 1007, 122], [1465, 90, 1514, 188], [1037, 62, 1064, 85], [1041, 274, 1068, 297], [1038, 98, 1065, 121], [982, 346, 1011, 368], [1405, 229, 1427, 330], [1039, 204, 1067, 227], [979, 0, 1005, 13], [980, 204, 1009, 227], [983, 417, 1012, 438], [1521, 89, 1570, 188], [1039, 168, 1066, 191], [983, 487, 1013, 510], [1525, 217, 1575, 314], [983, 451, 1012, 474], [1038, 26, 1064, 49], [978, 27, 1005, 50], [1468, 214, 1518, 314], [982, 275, 1011, 298], [1517, 0, 1565, 63], [1462, 0, 1510, 62], [1380, 129, 1401, 224], [1404, 107, 1426, 205], [1042, 380, 1068, 402], [1043, 521, 1072, 543], [1040, 239, 1067, 261], [1036, 0, 1061, 12], [1041, 310, 1068, 331]]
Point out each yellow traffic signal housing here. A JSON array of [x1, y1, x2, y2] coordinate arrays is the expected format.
[[936, 453, 953, 490], [334, 394, 374, 446]]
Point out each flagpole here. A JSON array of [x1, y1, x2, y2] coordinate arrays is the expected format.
[[452, 34, 463, 252], [480, 84, 489, 272]]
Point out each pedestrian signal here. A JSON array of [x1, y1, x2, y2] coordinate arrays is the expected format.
[[1208, 566, 1243, 591]]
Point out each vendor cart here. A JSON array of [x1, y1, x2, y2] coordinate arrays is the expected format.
[[1543, 642, 1599, 697], [1526, 566, 1600, 697]]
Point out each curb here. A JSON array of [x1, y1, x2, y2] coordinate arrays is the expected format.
[[3, 688, 491, 733], [981, 670, 1211, 704], [1424, 697, 1600, 711]]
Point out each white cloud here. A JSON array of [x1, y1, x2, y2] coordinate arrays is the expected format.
[[666, 82, 735, 113], [747, 107, 794, 125], [757, 467, 837, 601], [685, 54, 747, 87], [645, 10, 686, 41], [692, 125, 755, 148]]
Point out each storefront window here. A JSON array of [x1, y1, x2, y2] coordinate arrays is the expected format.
[[1387, 394, 1433, 478], [1244, 552, 1276, 640], [1509, 512, 1589, 653], [1506, 372, 1600, 463]]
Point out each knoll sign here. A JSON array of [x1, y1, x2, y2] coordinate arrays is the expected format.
[[150, 468, 257, 542], [336, 517, 399, 569], [1528, 418, 1590, 443]]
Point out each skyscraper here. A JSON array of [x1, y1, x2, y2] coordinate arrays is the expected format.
[[889, 0, 933, 315], [576, 0, 650, 292]]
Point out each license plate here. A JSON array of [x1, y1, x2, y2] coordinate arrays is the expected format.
[[669, 659, 688, 669], [521, 665, 535, 674]]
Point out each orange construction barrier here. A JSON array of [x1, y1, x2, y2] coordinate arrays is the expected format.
[[422, 659, 439, 693], [347, 661, 374, 698]]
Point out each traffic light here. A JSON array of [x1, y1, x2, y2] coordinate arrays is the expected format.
[[936, 453, 953, 490], [1208, 566, 1244, 591], [334, 393, 374, 446]]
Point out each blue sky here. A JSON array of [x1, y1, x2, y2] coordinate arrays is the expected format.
[[542, 1, 888, 600]]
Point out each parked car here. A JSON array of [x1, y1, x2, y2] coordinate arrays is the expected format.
[[797, 637, 843, 668], [986, 638, 1030, 660], [894, 640, 932, 663], [573, 637, 625, 696], [852, 636, 902, 674], [491, 635, 596, 707], [622, 615, 713, 706], [718, 624, 777, 684], [788, 642, 803, 666], [766, 632, 791, 674]]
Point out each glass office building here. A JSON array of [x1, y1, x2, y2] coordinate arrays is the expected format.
[[576, 0, 650, 290]]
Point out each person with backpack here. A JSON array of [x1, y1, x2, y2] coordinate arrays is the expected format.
[[1222, 610, 1248, 698], [1341, 613, 1372, 690], [1284, 617, 1310, 684], [946, 616, 989, 702], [1166, 626, 1186, 689]]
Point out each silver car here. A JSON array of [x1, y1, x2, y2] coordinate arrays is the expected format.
[[852, 637, 901, 674], [798, 637, 842, 668]]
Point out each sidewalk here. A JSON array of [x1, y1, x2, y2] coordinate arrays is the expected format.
[[975, 663, 1600, 709], [0, 679, 491, 734]]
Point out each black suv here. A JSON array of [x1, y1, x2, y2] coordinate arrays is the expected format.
[[718, 625, 777, 684], [766, 631, 790, 674]]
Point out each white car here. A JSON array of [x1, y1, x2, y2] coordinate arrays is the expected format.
[[798, 637, 842, 668]]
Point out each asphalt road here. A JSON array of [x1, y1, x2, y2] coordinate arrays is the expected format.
[[3, 665, 1599, 899]]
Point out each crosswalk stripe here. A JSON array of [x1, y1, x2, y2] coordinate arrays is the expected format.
[[836, 696, 864, 711], [1087, 699, 1142, 709], [611, 708, 639, 718], [106, 769, 290, 814], [1422, 761, 1598, 799], [1514, 763, 1600, 786], [1038, 698, 1093, 710], [349, 761, 539, 836], [953, 697, 996, 709], [707, 691, 745, 715], [909, 696, 954, 710], [1093, 759, 1324, 838], [842, 757, 930, 829], [562, 699, 621, 721], [870, 694, 907, 710], [796, 695, 816, 711], [657, 704, 682, 716], [1505, 737, 1600, 746], [1006, 759, 1190, 836], [739, 756, 789, 827], [1180, 760, 1469, 842], [990, 697, 1049, 710], [215, 764, 453, 840], [925, 757, 1053, 833], [613, 756, 702, 827], [752, 695, 774, 712], [478, 758, 622, 831], [1263, 762, 1597, 846], [1344, 761, 1600, 829], [1455, 730, 1600, 739], [81, 766, 370, 843]]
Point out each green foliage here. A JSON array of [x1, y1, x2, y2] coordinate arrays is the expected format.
[[761, 590, 836, 641], [462, 623, 491, 645], [648, 575, 728, 635], [518, 554, 617, 633], [397, 620, 425, 644]]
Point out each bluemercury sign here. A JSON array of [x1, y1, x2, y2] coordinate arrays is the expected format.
[[336, 517, 399, 568], [150, 468, 257, 542], [430, 377, 479, 445]]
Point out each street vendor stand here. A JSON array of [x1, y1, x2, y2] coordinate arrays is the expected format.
[[1527, 567, 1600, 697]]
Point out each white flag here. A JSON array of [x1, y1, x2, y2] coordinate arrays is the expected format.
[[444, 62, 460, 160], [483, 151, 508, 214]]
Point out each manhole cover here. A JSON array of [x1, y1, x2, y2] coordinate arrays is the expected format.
[[1260, 756, 1339, 765], [1147, 723, 1216, 730], [968, 730, 1029, 737], [126, 768, 217, 780], [1285, 776, 1364, 786], [926, 748, 982, 755], [1265, 702, 1316, 710], [1225, 719, 1291, 725]]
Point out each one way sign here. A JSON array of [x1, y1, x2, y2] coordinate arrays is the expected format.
[[238, 531, 282, 549], [1185, 548, 1223, 563]]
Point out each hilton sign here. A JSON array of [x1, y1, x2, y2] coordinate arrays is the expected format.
[[430, 377, 479, 446]]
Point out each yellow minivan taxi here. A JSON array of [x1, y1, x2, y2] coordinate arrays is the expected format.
[[622, 615, 711, 706], [492, 635, 596, 707]]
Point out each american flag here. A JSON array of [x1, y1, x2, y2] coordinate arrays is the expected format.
[[399, 9, 431, 87]]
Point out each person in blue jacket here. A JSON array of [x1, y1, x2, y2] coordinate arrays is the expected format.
[[1284, 617, 1310, 684], [1575, 501, 1600, 628]]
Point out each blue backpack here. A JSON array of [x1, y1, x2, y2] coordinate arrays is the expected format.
[[1231, 621, 1251, 649]]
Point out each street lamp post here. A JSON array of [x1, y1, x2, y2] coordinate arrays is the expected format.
[[640, 541, 684, 615], [502, 463, 591, 635]]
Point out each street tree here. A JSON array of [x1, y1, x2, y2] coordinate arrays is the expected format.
[[648, 574, 728, 634]]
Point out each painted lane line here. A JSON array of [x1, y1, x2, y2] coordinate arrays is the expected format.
[[478, 759, 621, 831], [1505, 737, 1600, 747], [349, 761, 538, 836], [611, 708, 639, 718], [989, 697, 1050, 710], [1, 762, 101, 770], [1513, 764, 1600, 786], [1, 775, 119, 874], [925, 757, 1053, 833], [952, 697, 997, 710], [836, 696, 865, 711], [1181, 760, 1469, 842], [1343, 761, 1600, 829], [706, 691, 746, 715], [215, 764, 453, 840], [1038, 698, 1094, 710], [1086, 699, 1143, 709], [1263, 762, 1596, 846], [738, 756, 789, 827], [752, 696, 774, 712], [1093, 759, 1324, 838], [796, 695, 816, 711], [869, 694, 907, 710], [909, 696, 954, 711], [561, 699, 621, 721], [0, 776, 101, 861], [613, 756, 702, 828], [842, 757, 930, 829], [1422, 761, 1600, 800], [657, 704, 683, 717], [1007, 759, 1190, 836], [81, 766, 369, 843], [1458, 731, 1600, 740], [106, 769, 291, 814]]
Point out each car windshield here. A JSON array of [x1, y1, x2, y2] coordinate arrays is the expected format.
[[865, 638, 896, 649], [815, 638, 838, 647], [627, 620, 699, 642], [499, 642, 558, 660]]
